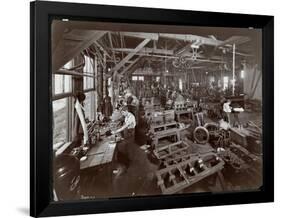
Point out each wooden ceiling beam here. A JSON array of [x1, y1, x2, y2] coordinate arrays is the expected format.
[[159, 33, 223, 46], [112, 47, 174, 55], [110, 38, 151, 73], [119, 57, 142, 75], [121, 32, 159, 40]]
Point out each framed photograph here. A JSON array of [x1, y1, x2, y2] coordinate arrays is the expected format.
[[30, 1, 274, 217]]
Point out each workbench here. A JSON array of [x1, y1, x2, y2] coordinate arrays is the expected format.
[[80, 137, 117, 170]]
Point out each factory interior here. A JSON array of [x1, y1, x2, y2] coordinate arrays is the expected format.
[[52, 20, 263, 201]]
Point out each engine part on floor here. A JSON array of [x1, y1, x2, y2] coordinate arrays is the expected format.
[[191, 122, 230, 147], [204, 122, 219, 133], [155, 152, 224, 194], [203, 123, 230, 148], [213, 130, 230, 147], [218, 143, 261, 171], [218, 148, 249, 170], [193, 126, 209, 144]]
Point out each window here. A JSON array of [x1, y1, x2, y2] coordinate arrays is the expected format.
[[132, 76, 138, 81], [53, 98, 69, 145], [54, 74, 72, 95], [132, 76, 144, 81], [83, 56, 94, 90], [53, 60, 73, 95], [223, 76, 229, 90], [179, 78, 183, 91], [241, 70, 245, 79], [53, 60, 74, 146]]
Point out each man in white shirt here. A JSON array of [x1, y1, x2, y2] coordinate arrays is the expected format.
[[111, 107, 136, 135], [223, 99, 232, 124]]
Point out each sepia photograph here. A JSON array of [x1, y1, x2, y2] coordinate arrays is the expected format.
[[52, 20, 263, 201]]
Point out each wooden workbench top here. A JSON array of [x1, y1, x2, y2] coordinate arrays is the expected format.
[[80, 137, 117, 170]]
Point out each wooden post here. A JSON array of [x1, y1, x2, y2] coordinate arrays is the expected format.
[[103, 53, 107, 97], [97, 60, 103, 110]]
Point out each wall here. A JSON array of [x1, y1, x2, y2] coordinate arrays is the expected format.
[[244, 65, 262, 100]]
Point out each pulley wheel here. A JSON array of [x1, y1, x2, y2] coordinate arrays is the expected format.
[[193, 126, 209, 144]]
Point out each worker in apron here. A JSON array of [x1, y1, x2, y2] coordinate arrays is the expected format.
[[107, 106, 136, 175], [73, 92, 88, 147]]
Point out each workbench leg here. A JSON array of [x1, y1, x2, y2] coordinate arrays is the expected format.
[[217, 171, 226, 191]]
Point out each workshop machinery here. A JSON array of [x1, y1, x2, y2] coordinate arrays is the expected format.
[[151, 127, 183, 159], [175, 108, 194, 124], [218, 142, 262, 172], [156, 151, 225, 194], [147, 109, 175, 125]]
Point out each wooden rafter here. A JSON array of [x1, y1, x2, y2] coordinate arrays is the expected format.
[[108, 32, 117, 64], [110, 38, 151, 73], [159, 33, 223, 46], [121, 32, 159, 40], [112, 47, 174, 55], [119, 57, 142, 75]]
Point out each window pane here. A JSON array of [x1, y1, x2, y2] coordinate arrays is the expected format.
[[55, 75, 63, 94], [179, 78, 183, 91], [83, 56, 93, 73], [83, 56, 94, 90], [83, 77, 94, 90], [64, 75, 72, 93], [223, 76, 229, 90], [53, 98, 68, 144], [54, 74, 72, 95], [64, 60, 73, 69]]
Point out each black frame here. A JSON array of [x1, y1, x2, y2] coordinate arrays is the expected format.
[[30, 1, 274, 217]]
